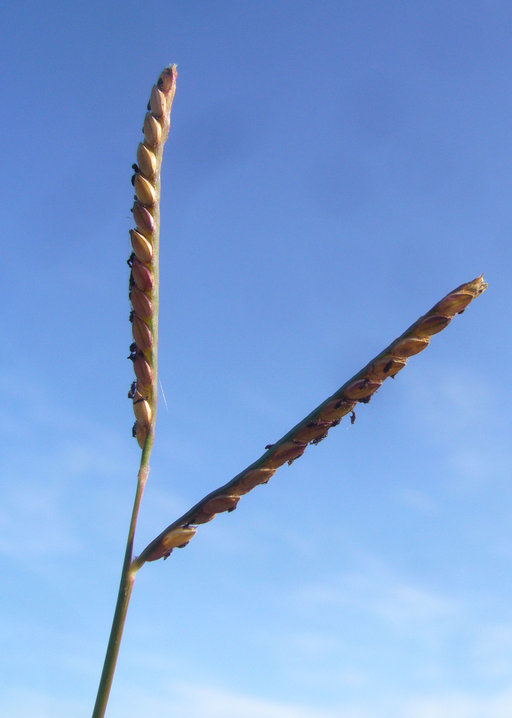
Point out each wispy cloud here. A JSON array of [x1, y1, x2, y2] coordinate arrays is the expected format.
[[5, 677, 512, 718], [294, 557, 458, 631]]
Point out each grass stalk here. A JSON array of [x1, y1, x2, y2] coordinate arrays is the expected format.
[[91, 66, 177, 718], [92, 62, 488, 716]]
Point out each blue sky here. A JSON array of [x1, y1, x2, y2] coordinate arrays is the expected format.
[[1, 1, 510, 716]]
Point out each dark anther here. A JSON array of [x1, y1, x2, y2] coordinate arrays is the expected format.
[[359, 396, 372, 404], [132, 163, 140, 173], [128, 381, 137, 399], [350, 411, 356, 425], [132, 422, 137, 437], [330, 418, 341, 427], [129, 273, 135, 289], [129, 309, 135, 323], [311, 431, 329, 445], [127, 253, 135, 267], [265, 443, 274, 450], [147, 101, 151, 111]]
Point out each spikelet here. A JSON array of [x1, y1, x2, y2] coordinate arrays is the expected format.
[[136, 275, 487, 564], [127, 66, 177, 450]]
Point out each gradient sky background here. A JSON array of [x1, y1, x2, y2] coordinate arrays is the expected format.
[[1, 1, 510, 716]]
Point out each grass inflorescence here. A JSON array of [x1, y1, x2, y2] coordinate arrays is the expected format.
[[92, 64, 488, 718], [135, 275, 487, 564]]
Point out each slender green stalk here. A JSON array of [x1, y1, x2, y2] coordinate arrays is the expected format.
[[91, 66, 177, 718], [91, 464, 147, 718]]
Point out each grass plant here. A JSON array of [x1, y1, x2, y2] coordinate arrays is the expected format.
[[91, 65, 487, 718]]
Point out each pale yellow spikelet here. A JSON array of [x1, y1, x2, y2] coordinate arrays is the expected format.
[[143, 112, 162, 146], [133, 397, 152, 425], [136, 143, 157, 177], [134, 174, 156, 206], [130, 229, 153, 264]]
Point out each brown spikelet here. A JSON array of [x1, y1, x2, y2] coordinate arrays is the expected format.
[[135, 275, 487, 564], [127, 65, 178, 449], [145, 527, 197, 562], [130, 286, 153, 320]]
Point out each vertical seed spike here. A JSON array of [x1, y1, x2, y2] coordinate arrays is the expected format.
[[127, 66, 178, 451]]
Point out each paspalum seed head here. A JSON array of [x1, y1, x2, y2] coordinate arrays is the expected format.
[[136, 143, 157, 177], [130, 229, 153, 264], [143, 112, 162, 146]]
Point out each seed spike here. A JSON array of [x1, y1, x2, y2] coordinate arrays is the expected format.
[[135, 275, 487, 565]]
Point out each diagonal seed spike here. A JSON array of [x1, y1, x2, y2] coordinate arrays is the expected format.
[[135, 275, 487, 565]]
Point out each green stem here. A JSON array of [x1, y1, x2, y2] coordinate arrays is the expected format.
[[91, 459, 151, 718]]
